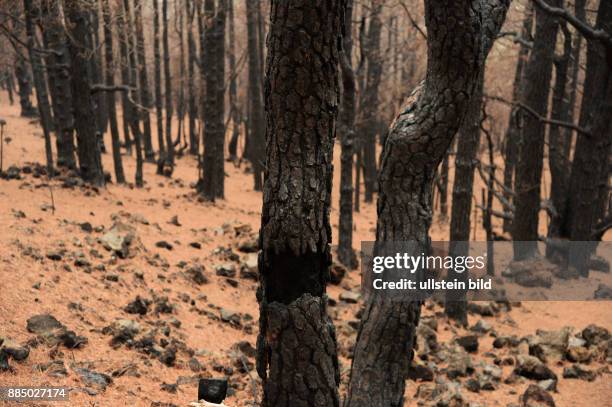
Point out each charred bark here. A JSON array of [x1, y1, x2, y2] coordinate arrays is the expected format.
[[227, 0, 240, 161], [134, 0, 154, 160], [186, 0, 198, 155], [153, 0, 165, 174], [116, 0, 132, 153], [162, 0, 174, 173]]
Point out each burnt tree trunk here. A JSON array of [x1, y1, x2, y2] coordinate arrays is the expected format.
[[23, 0, 53, 175], [134, 0, 154, 160], [187, 0, 198, 155], [153, 0, 165, 174], [256, 1, 345, 406], [245, 0, 264, 191], [361, 0, 383, 203], [198, 0, 226, 200], [175, 0, 186, 148], [437, 146, 451, 220], [116, 0, 132, 153], [162, 0, 174, 173], [502, 3, 533, 233], [345, 1, 510, 405], [512, 0, 560, 260], [89, 6, 107, 150], [14, 48, 37, 117], [102, 0, 126, 183], [444, 72, 484, 326], [66, 0, 105, 186], [227, 0, 240, 161], [338, 0, 358, 270]]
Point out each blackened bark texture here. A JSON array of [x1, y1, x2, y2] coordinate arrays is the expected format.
[[134, 0, 154, 160], [175, 0, 186, 148], [187, 0, 198, 155], [345, 1, 510, 406], [66, 0, 105, 186], [162, 0, 174, 172], [444, 72, 484, 326], [153, 0, 165, 173], [437, 147, 450, 219], [116, 0, 132, 152], [124, 0, 144, 186], [256, 1, 345, 406], [23, 0, 53, 175], [227, 0, 240, 160], [502, 3, 533, 233], [89, 7, 107, 146], [338, 0, 357, 270], [14, 52, 36, 117], [41, 0, 76, 169], [360, 0, 383, 203], [565, 0, 612, 274], [198, 0, 226, 200], [545, 23, 572, 255], [102, 0, 126, 183], [245, 0, 264, 191], [512, 0, 560, 260]]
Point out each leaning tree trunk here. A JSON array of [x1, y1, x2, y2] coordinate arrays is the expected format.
[[345, 1, 510, 406], [256, 1, 344, 406], [198, 0, 226, 200], [65, 0, 105, 187], [116, 0, 132, 153], [361, 0, 384, 203], [502, 2, 533, 233], [134, 0, 154, 161], [102, 0, 126, 183], [41, 0, 76, 169], [512, 0, 561, 260], [565, 0, 612, 275], [444, 72, 484, 326], [162, 0, 174, 173], [227, 0, 240, 160], [153, 0, 165, 174], [245, 0, 264, 191], [338, 0, 358, 270], [23, 0, 53, 176]]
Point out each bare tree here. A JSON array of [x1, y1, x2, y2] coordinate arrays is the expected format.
[[134, 0, 154, 160]]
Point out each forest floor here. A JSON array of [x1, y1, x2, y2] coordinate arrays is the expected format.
[[0, 95, 610, 407]]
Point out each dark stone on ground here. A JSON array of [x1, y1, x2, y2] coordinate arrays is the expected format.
[[520, 384, 555, 407], [124, 296, 150, 315], [198, 378, 228, 404], [456, 335, 479, 353]]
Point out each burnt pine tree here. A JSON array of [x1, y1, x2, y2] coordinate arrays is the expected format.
[[23, 0, 53, 175], [134, 0, 154, 160], [337, 0, 358, 269], [502, 2, 533, 233], [174, 0, 186, 148], [512, 0, 561, 260], [116, 0, 132, 152], [345, 1, 511, 405], [162, 0, 174, 173], [360, 0, 384, 203], [65, 0, 105, 186], [153, 0, 165, 174], [256, 0, 345, 405], [41, 0, 75, 169], [101, 0, 126, 183], [245, 0, 265, 190], [227, 0, 240, 161], [186, 0, 198, 155], [13, 24, 37, 118], [198, 0, 226, 200]]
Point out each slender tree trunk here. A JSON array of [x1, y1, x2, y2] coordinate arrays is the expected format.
[[345, 2, 510, 405], [14, 51, 37, 117], [89, 5, 107, 152], [227, 0, 240, 161], [162, 0, 174, 173], [66, 0, 105, 187], [444, 72, 484, 326], [102, 0, 126, 183], [256, 1, 344, 405], [134, 0, 154, 160], [187, 0, 198, 155], [116, 0, 132, 153], [175, 0, 186, 148], [512, 0, 561, 260], [23, 0, 53, 176], [4, 70, 15, 105], [153, 0, 165, 174], [338, 0, 357, 270], [245, 0, 264, 191], [502, 3, 533, 233], [438, 147, 451, 220], [361, 0, 384, 203]]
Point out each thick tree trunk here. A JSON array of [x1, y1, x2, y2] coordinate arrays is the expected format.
[[565, 0, 612, 274], [116, 0, 132, 153], [444, 72, 484, 326], [512, 0, 560, 260], [66, 0, 105, 186], [23, 0, 53, 176], [227, 0, 240, 161], [338, 0, 358, 270], [361, 0, 384, 203], [134, 0, 154, 161], [256, 1, 344, 406], [502, 3, 533, 233], [198, 0, 226, 200], [102, 0, 126, 184], [162, 0, 174, 173], [345, 2, 510, 405], [153, 0, 165, 174], [187, 0, 198, 155], [245, 0, 264, 191]]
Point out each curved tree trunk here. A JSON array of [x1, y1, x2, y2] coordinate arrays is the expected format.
[[345, 1, 510, 405], [256, 1, 345, 405]]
